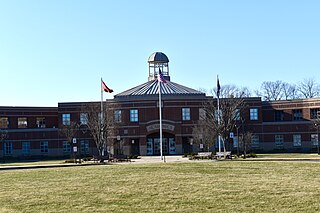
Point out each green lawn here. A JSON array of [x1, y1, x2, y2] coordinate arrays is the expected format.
[[0, 161, 319, 212]]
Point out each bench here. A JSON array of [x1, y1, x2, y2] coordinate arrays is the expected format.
[[191, 152, 213, 160], [92, 155, 109, 163], [214, 151, 232, 160], [109, 154, 131, 163]]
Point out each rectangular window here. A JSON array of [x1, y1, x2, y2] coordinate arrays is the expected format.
[[199, 108, 206, 120], [233, 137, 238, 148], [80, 113, 88, 125], [311, 134, 319, 146], [251, 135, 260, 149], [62, 113, 71, 125], [4, 142, 12, 155], [130, 109, 138, 122], [293, 134, 301, 147], [182, 108, 191, 121], [250, 108, 258, 120], [0, 117, 9, 129], [40, 141, 49, 153], [275, 110, 284, 121], [18, 117, 28, 128], [310, 108, 320, 119], [36, 117, 46, 128], [22, 142, 30, 155], [114, 110, 122, 123], [293, 109, 303, 121], [234, 109, 241, 121], [80, 140, 90, 154], [63, 141, 71, 153], [275, 135, 284, 149]]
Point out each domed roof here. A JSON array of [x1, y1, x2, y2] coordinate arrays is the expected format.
[[148, 52, 169, 63]]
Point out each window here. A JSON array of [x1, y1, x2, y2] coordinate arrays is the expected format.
[[275, 135, 284, 149], [4, 142, 12, 155], [311, 134, 319, 146], [310, 108, 320, 119], [182, 108, 191, 121], [62, 114, 71, 125], [234, 109, 241, 121], [114, 110, 122, 123], [80, 140, 89, 154], [251, 135, 260, 149], [22, 142, 30, 155], [275, 110, 284, 121], [293, 134, 301, 147], [40, 141, 49, 153], [293, 109, 302, 121], [63, 141, 71, 153], [233, 137, 238, 148], [0, 117, 9, 128], [18, 117, 28, 128], [199, 108, 206, 120], [250, 108, 258, 120], [36, 117, 46, 128], [80, 113, 88, 125], [130, 109, 138, 122]]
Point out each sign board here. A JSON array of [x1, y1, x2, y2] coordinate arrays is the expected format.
[[73, 146, 78, 153], [117, 135, 121, 141], [73, 138, 77, 143], [200, 144, 204, 149], [230, 132, 234, 138]]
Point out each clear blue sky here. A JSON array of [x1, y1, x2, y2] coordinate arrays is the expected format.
[[1, 0, 319, 106]]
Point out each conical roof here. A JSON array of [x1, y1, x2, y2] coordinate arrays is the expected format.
[[114, 80, 205, 100]]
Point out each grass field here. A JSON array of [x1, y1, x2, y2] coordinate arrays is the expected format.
[[0, 161, 319, 212]]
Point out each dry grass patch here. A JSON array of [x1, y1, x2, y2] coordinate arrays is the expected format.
[[0, 161, 319, 212]]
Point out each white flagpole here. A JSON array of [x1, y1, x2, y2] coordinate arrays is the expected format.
[[158, 79, 163, 161], [100, 78, 104, 156]]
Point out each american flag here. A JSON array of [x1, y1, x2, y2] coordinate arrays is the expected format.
[[158, 69, 167, 84]]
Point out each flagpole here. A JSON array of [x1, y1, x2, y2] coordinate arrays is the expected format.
[[100, 78, 104, 156], [217, 75, 221, 153], [158, 79, 163, 161]]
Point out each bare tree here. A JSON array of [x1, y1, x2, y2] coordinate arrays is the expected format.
[[239, 131, 252, 159], [259, 81, 283, 101], [59, 121, 79, 161], [282, 82, 300, 100], [82, 102, 117, 159], [193, 86, 248, 155], [298, 78, 320, 98]]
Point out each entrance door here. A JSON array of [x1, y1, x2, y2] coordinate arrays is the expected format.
[[146, 136, 175, 155]]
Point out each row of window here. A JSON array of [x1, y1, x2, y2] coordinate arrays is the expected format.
[[61, 108, 192, 125], [275, 108, 320, 121], [232, 134, 319, 149], [0, 117, 46, 129], [3, 140, 90, 156]]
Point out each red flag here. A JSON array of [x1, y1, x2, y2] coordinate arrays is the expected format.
[[101, 79, 113, 93], [158, 69, 167, 84]]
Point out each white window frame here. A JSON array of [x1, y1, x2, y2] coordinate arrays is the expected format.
[[40, 141, 49, 153], [62, 113, 71, 126], [18, 117, 28, 128], [251, 135, 260, 149], [114, 110, 122, 123], [4, 142, 12, 155], [182, 108, 191, 121], [311, 134, 319, 146], [275, 135, 284, 148], [250, 108, 258, 120], [293, 134, 301, 147], [63, 141, 71, 153], [36, 117, 46, 128], [130, 109, 138, 122], [80, 113, 88, 125]]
